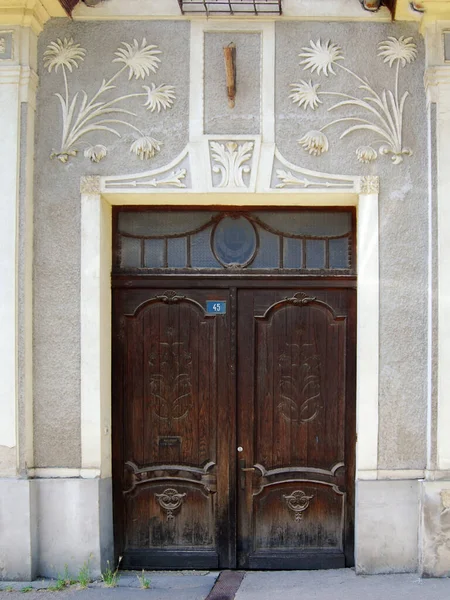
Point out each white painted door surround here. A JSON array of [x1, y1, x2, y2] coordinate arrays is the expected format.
[[79, 163, 380, 482]]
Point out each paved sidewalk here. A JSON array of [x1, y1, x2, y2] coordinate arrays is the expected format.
[[2, 569, 450, 600], [236, 570, 450, 600]]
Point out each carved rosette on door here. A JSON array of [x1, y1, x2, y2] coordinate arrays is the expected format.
[[283, 490, 314, 522], [155, 488, 187, 521]]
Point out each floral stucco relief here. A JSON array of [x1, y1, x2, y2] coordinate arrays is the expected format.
[[289, 36, 417, 165], [44, 37, 176, 164]]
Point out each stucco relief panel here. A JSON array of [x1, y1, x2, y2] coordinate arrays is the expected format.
[[44, 37, 177, 164], [289, 36, 417, 166]]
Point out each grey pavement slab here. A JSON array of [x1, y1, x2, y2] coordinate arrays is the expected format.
[[235, 570, 450, 600], [2, 569, 450, 600], [0, 571, 219, 600]]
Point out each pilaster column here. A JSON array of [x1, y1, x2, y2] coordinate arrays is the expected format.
[[0, 26, 37, 478], [419, 19, 450, 577], [80, 177, 112, 478], [0, 23, 37, 581]]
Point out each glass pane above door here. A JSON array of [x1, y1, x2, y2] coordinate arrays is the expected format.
[[114, 209, 355, 274]]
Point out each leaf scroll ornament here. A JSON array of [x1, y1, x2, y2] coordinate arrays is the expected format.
[[277, 340, 321, 424], [210, 141, 254, 188], [148, 328, 193, 427]]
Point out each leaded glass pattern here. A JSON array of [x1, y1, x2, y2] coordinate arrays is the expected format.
[[115, 210, 355, 273]]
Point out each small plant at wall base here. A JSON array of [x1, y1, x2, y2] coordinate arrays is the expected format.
[[137, 571, 151, 589], [44, 38, 176, 164], [48, 565, 75, 591], [77, 558, 91, 588], [101, 557, 122, 587], [289, 36, 417, 165]]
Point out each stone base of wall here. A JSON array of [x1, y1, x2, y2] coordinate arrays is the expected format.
[[419, 480, 450, 577], [355, 479, 420, 574], [0, 478, 113, 581], [3, 476, 450, 579], [0, 479, 37, 581]]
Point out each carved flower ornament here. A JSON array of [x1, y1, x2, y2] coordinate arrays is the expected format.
[[378, 36, 417, 67], [45, 37, 176, 163], [130, 136, 161, 160], [84, 144, 107, 163], [44, 37, 86, 73], [289, 36, 417, 165], [289, 80, 322, 110], [113, 38, 161, 79], [299, 39, 344, 76], [298, 130, 329, 157], [356, 145, 377, 164]]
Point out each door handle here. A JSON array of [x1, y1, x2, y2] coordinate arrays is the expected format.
[[240, 459, 255, 490]]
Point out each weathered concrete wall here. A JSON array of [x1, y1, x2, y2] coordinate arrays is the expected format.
[[0, 479, 37, 581], [419, 481, 450, 577], [356, 480, 420, 573], [36, 478, 113, 578]]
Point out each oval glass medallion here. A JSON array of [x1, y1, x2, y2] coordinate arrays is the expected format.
[[212, 216, 257, 267]]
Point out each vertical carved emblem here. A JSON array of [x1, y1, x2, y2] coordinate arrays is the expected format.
[[277, 332, 321, 424], [155, 488, 186, 521], [149, 328, 193, 427], [283, 490, 314, 522]]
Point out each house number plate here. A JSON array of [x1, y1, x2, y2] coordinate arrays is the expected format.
[[206, 301, 227, 315]]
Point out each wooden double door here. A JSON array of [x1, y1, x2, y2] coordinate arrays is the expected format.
[[112, 281, 356, 570]]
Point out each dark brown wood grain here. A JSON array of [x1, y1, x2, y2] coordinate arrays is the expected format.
[[112, 208, 356, 570], [236, 288, 355, 569], [112, 288, 234, 569]]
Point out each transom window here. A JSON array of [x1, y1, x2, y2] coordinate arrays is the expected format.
[[113, 209, 355, 274]]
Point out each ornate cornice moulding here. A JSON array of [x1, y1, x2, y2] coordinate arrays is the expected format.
[[91, 141, 376, 197]]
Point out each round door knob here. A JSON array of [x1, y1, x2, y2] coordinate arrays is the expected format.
[[237, 446, 243, 452]]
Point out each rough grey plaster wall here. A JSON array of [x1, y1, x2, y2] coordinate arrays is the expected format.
[[33, 19, 190, 467], [0, 445, 16, 477], [275, 22, 428, 469], [204, 32, 261, 135]]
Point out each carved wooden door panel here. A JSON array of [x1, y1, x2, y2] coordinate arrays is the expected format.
[[236, 288, 356, 569], [112, 288, 234, 569]]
